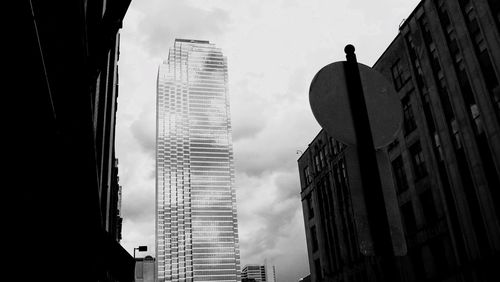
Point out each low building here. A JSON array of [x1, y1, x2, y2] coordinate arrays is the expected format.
[[242, 264, 267, 282], [135, 256, 156, 282]]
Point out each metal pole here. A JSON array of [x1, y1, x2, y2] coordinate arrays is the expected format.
[[343, 44, 399, 281]]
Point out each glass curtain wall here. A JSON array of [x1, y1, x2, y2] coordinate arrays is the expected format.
[[156, 39, 240, 282]]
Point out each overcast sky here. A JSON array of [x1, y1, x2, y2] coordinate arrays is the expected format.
[[115, 1, 420, 281]]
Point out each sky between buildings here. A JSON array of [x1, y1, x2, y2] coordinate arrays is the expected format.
[[116, 1, 421, 281]]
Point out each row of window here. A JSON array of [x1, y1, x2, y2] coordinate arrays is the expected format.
[[391, 141, 427, 193], [303, 138, 346, 186], [400, 188, 438, 236], [391, 3, 497, 258]]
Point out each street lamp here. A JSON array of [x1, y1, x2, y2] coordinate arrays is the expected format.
[[134, 246, 147, 258]]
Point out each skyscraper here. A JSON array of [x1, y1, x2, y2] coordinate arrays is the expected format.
[[156, 39, 241, 282]]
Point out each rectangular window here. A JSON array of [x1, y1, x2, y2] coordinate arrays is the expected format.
[[410, 142, 428, 179], [311, 226, 319, 252], [419, 16, 432, 46], [330, 138, 338, 155], [487, 0, 499, 28], [136, 262, 144, 279], [401, 202, 417, 235], [314, 259, 322, 280], [462, 1, 499, 90], [421, 89, 435, 132], [470, 104, 484, 134], [391, 59, 406, 90], [433, 133, 444, 162], [392, 156, 409, 193], [410, 247, 426, 280], [314, 155, 321, 173], [319, 147, 326, 168], [402, 95, 417, 135], [340, 159, 348, 187], [450, 119, 462, 149], [307, 195, 314, 219], [420, 189, 438, 224], [304, 166, 312, 185], [430, 238, 449, 274]]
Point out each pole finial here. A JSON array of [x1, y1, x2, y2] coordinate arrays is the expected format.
[[344, 44, 355, 55]]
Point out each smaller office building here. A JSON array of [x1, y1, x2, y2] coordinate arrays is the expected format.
[[135, 256, 156, 282], [242, 264, 268, 282]]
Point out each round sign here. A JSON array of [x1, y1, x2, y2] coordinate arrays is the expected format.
[[309, 62, 402, 149]]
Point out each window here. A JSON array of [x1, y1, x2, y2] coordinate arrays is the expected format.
[[314, 155, 321, 173], [330, 138, 338, 155], [410, 142, 428, 179], [311, 226, 319, 252], [450, 119, 462, 149], [470, 104, 484, 134], [410, 247, 426, 280], [419, 15, 433, 44], [339, 159, 348, 187], [319, 147, 326, 168], [487, 0, 499, 28], [469, 18, 487, 52], [391, 59, 406, 90], [420, 189, 438, 224], [401, 202, 417, 235], [433, 133, 444, 162], [429, 238, 449, 275], [314, 259, 322, 280], [135, 262, 144, 279], [402, 95, 417, 135], [392, 156, 409, 193], [436, 0, 451, 26], [304, 166, 312, 185], [307, 195, 314, 219]]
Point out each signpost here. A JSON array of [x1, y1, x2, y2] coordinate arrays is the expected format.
[[309, 45, 405, 281]]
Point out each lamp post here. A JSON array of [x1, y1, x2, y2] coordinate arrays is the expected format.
[[134, 246, 147, 258]]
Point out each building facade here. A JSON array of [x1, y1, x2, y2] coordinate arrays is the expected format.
[[299, 0, 500, 281], [18, 0, 134, 281], [156, 39, 241, 282], [298, 132, 387, 282], [241, 264, 267, 282], [374, 0, 500, 280], [135, 256, 156, 282]]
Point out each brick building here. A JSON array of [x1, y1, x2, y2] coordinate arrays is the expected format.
[[298, 0, 500, 281]]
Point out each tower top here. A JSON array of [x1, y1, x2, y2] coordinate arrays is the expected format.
[[175, 38, 210, 44]]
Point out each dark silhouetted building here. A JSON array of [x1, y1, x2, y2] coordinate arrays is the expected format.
[[14, 1, 134, 281], [299, 275, 311, 282], [298, 132, 389, 282], [298, 0, 499, 281]]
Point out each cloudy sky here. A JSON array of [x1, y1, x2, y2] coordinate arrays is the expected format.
[[116, 0, 420, 281]]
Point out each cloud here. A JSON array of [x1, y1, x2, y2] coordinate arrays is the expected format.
[[236, 170, 305, 271], [117, 0, 423, 280], [135, 0, 230, 57], [233, 100, 320, 177], [130, 107, 156, 157]]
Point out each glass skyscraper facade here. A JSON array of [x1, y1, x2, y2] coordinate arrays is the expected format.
[[156, 39, 240, 282]]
